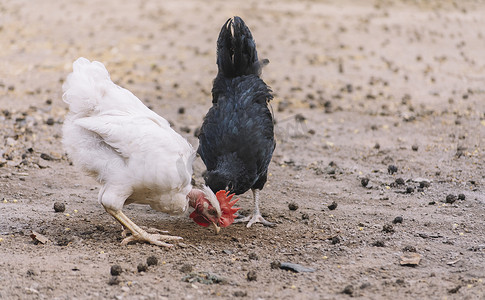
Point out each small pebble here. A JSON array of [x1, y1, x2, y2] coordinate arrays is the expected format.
[[393, 216, 403, 224], [146, 256, 158, 266], [108, 276, 120, 286], [178, 107, 185, 114], [342, 285, 354, 296], [53, 202, 65, 213], [247, 270, 257, 281], [402, 245, 416, 252], [327, 201, 338, 210], [110, 265, 122, 276], [405, 186, 414, 194], [411, 145, 419, 151], [372, 240, 385, 247], [288, 202, 299, 211], [388, 165, 398, 175], [248, 252, 259, 260], [419, 181, 430, 188], [445, 194, 457, 204], [137, 263, 148, 273], [270, 261, 281, 269], [458, 194, 466, 201], [361, 178, 369, 187], [46, 118, 55, 126], [330, 236, 340, 245], [295, 113, 306, 122], [233, 291, 248, 297], [395, 178, 405, 185]]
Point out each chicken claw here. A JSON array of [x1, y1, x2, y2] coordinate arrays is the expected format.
[[234, 213, 275, 228], [234, 189, 275, 228], [106, 208, 182, 247], [120, 232, 182, 247]]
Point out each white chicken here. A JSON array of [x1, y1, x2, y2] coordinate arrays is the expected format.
[[62, 58, 239, 247]]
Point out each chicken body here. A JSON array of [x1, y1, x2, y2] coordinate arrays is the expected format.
[[198, 17, 275, 227], [62, 58, 221, 246]]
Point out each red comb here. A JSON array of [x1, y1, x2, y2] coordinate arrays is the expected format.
[[216, 190, 240, 227]]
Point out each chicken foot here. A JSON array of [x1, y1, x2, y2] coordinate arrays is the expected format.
[[105, 208, 182, 247], [234, 189, 275, 228]]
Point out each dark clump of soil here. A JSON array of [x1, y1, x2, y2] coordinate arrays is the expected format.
[[234, 291, 248, 297], [110, 265, 122, 276], [372, 240, 385, 247], [288, 202, 299, 211], [445, 194, 457, 204], [247, 270, 257, 281], [270, 261, 281, 269], [458, 193, 466, 200], [328, 201, 338, 210], [388, 165, 398, 175], [137, 263, 148, 273], [361, 178, 369, 187], [342, 285, 354, 296], [330, 236, 340, 245], [395, 178, 405, 185], [393, 216, 403, 224], [53, 202, 65, 213], [248, 252, 259, 260], [147, 256, 158, 266]]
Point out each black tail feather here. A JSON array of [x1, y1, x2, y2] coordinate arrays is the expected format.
[[216, 16, 267, 78]]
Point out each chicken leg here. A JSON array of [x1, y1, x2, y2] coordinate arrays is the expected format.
[[105, 208, 182, 247], [234, 189, 275, 227]]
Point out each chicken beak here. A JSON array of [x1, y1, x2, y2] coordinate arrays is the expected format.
[[211, 222, 221, 235]]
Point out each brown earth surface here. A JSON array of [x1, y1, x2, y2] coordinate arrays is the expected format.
[[1, 0, 484, 299]]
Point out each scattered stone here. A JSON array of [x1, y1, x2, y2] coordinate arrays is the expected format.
[[246, 270, 257, 281], [419, 181, 430, 188], [56, 236, 71, 246], [395, 178, 405, 185], [405, 186, 414, 194], [330, 236, 340, 245], [400, 252, 422, 266], [40, 153, 53, 161], [342, 285, 354, 296], [288, 202, 299, 211], [361, 178, 369, 187], [280, 262, 316, 273], [372, 240, 385, 247], [445, 194, 457, 204], [179, 264, 193, 273], [411, 144, 419, 151], [270, 261, 281, 269], [374, 143, 380, 149], [295, 113, 306, 122], [110, 265, 122, 276], [248, 252, 259, 260], [137, 263, 148, 273], [108, 276, 120, 286], [178, 107, 185, 114], [30, 231, 49, 245], [388, 165, 398, 175], [458, 194, 466, 201], [46, 117, 55, 126], [326, 201, 337, 211], [382, 224, 395, 233], [53, 202, 66, 213], [393, 216, 403, 224], [146, 256, 158, 266]]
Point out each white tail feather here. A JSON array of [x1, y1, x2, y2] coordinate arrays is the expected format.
[[62, 57, 112, 115]]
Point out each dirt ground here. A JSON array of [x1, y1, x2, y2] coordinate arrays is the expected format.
[[1, 0, 484, 299]]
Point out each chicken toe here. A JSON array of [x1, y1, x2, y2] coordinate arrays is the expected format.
[[106, 208, 182, 247], [234, 189, 275, 228]]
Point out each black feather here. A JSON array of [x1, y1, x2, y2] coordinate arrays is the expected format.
[[198, 16, 275, 196]]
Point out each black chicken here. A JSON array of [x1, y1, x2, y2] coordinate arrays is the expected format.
[[198, 16, 275, 227]]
